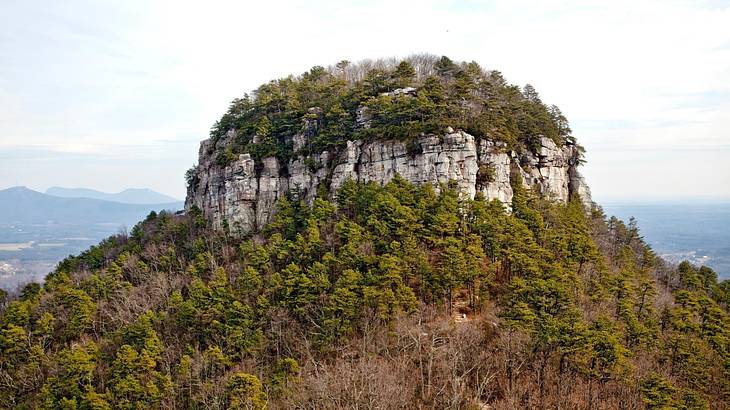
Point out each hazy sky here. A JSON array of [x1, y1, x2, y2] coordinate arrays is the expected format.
[[1, 0, 729, 202]]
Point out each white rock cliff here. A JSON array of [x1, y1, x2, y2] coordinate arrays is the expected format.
[[186, 130, 592, 235]]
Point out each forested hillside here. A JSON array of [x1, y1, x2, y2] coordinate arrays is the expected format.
[[1, 56, 728, 409], [1, 176, 728, 409]]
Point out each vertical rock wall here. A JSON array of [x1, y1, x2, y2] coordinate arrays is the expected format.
[[186, 130, 592, 235]]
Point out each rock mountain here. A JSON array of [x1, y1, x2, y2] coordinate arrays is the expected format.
[[186, 126, 591, 235], [6, 57, 729, 410], [185, 56, 592, 235]]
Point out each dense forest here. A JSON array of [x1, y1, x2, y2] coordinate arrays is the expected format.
[[198, 54, 577, 176], [1, 176, 728, 409], [2, 56, 729, 409]]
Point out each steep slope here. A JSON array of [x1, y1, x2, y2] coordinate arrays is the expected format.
[[0, 186, 182, 225], [1, 56, 728, 410], [188, 130, 591, 235]]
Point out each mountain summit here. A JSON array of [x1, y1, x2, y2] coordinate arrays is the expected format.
[[186, 56, 591, 235], [1, 56, 728, 409]]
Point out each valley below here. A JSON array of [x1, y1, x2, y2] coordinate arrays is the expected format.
[[603, 201, 730, 279]]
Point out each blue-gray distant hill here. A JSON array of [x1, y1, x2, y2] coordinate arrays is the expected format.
[[0, 186, 182, 226], [45, 186, 179, 204], [603, 201, 730, 279], [0, 187, 183, 289]]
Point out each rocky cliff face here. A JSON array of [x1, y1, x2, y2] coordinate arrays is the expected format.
[[186, 129, 592, 235]]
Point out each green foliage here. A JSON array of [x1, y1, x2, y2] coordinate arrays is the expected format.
[[227, 372, 267, 409], [52, 286, 97, 341], [641, 373, 676, 409], [206, 55, 577, 171], [476, 163, 497, 185], [108, 343, 172, 409], [393, 61, 416, 87], [1, 177, 728, 407], [216, 146, 238, 166], [586, 317, 629, 382], [270, 357, 300, 396], [39, 341, 107, 409]]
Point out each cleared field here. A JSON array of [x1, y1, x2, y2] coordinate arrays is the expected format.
[[0, 242, 33, 251]]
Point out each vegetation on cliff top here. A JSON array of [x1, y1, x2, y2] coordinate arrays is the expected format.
[[0, 56, 726, 409], [208, 55, 577, 167], [1, 176, 729, 408]]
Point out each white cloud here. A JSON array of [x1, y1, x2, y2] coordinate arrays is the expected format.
[[0, 0, 728, 199]]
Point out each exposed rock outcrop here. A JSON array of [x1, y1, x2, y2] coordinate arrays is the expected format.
[[186, 130, 592, 235]]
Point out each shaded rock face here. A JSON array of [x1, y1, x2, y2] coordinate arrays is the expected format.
[[186, 131, 592, 235]]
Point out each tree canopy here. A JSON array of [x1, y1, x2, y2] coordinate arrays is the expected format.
[[207, 55, 578, 169], [1, 176, 727, 408]]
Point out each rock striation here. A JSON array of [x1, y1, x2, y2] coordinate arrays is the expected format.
[[186, 130, 591, 235]]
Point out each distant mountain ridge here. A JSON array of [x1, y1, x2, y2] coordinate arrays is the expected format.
[[0, 186, 182, 226], [46, 186, 179, 204], [4, 56, 730, 409]]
